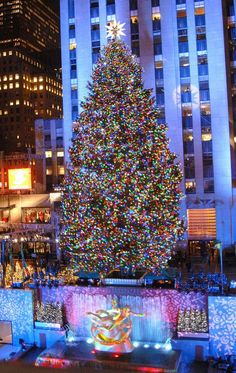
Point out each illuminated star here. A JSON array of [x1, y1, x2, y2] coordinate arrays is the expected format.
[[106, 20, 126, 39]]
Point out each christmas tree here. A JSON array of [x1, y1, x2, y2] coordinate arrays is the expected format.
[[199, 310, 208, 332], [12, 261, 24, 283], [177, 309, 185, 332], [60, 23, 184, 275], [4, 263, 14, 287]]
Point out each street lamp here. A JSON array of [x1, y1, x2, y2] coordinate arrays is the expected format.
[[214, 240, 224, 295]]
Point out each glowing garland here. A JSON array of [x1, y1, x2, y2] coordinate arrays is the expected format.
[[60, 39, 184, 274]]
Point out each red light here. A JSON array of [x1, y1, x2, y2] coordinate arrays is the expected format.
[[114, 354, 119, 358], [91, 350, 96, 354]]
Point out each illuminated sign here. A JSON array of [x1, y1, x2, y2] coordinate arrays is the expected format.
[[8, 168, 32, 190]]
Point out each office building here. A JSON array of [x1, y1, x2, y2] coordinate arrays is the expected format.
[[35, 118, 64, 191], [60, 0, 236, 247], [0, 0, 62, 154]]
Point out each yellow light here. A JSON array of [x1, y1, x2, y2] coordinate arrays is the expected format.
[[202, 133, 212, 141], [152, 13, 161, 20], [69, 42, 77, 50], [8, 168, 32, 190], [45, 151, 52, 158]]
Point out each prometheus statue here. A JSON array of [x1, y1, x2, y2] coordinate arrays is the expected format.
[[87, 299, 144, 353]]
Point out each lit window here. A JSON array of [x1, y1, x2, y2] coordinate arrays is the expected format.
[[33, 77, 38, 82], [70, 42, 77, 50], [3, 52, 6, 56], [10, 101, 14, 106], [16, 135, 20, 139], [45, 151, 52, 158], [3, 76, 7, 81], [15, 82, 19, 88], [9, 83, 13, 89], [15, 74, 19, 80], [39, 85, 44, 90], [9, 75, 13, 81], [152, 13, 160, 20], [58, 166, 65, 175], [4, 110, 8, 115], [16, 100, 20, 105], [195, 7, 205, 15], [57, 151, 64, 157], [46, 168, 52, 175], [185, 180, 196, 194], [3, 84, 7, 90], [202, 133, 212, 141], [39, 76, 43, 82], [9, 51, 12, 56]]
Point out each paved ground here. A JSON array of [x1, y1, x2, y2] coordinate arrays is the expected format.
[[180, 361, 208, 373], [19, 347, 44, 365], [181, 252, 236, 282], [0, 345, 21, 361]]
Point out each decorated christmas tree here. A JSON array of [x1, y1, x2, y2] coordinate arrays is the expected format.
[[4, 263, 14, 287], [0, 263, 3, 287], [35, 301, 63, 325], [12, 261, 24, 283], [177, 309, 185, 332], [199, 310, 208, 332], [60, 22, 184, 275]]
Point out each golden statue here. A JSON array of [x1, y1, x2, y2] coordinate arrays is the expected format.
[[87, 299, 144, 353]]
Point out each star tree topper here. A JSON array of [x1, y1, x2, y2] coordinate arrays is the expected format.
[[106, 20, 126, 39]]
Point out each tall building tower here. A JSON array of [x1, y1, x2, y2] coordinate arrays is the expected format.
[[0, 0, 62, 153], [60, 0, 236, 247]]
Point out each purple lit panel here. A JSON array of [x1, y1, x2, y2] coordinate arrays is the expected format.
[[208, 296, 236, 357], [40, 287, 207, 342]]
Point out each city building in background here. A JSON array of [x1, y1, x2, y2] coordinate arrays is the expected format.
[[0, 192, 61, 261], [35, 118, 64, 191], [60, 0, 236, 247], [0, 0, 62, 259], [0, 150, 45, 194], [0, 0, 62, 153]]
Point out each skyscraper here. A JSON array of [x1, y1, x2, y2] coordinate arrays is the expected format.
[[0, 0, 62, 153], [60, 0, 236, 247]]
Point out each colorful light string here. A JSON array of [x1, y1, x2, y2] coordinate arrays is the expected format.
[[60, 39, 184, 274]]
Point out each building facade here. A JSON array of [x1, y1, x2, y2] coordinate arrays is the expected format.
[[60, 0, 236, 247], [0, 0, 62, 153], [35, 118, 65, 191], [0, 192, 61, 261]]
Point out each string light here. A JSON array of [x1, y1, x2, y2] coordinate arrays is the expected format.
[[60, 38, 184, 274], [35, 302, 63, 325]]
